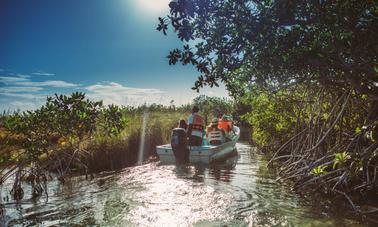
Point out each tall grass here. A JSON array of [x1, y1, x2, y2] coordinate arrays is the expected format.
[[86, 111, 188, 172]]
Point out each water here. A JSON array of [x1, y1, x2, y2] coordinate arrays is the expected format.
[[1, 143, 371, 226]]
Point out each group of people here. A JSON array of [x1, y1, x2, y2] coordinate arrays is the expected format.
[[170, 105, 233, 164], [177, 105, 233, 147]]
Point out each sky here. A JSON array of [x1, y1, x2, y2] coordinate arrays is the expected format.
[[0, 0, 228, 112]]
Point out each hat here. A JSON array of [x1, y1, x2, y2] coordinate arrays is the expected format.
[[222, 114, 233, 121], [211, 118, 218, 126]]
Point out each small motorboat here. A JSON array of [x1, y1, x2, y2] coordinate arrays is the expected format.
[[156, 126, 240, 164]]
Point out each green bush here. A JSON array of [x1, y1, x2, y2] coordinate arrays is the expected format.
[[241, 86, 300, 149]]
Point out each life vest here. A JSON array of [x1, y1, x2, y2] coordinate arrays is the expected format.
[[218, 119, 232, 132], [207, 130, 225, 145], [191, 114, 204, 133]]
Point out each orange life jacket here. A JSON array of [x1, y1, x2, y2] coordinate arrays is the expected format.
[[191, 114, 204, 132], [218, 120, 232, 132]]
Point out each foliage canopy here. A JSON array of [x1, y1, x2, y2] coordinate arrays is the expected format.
[[158, 0, 378, 97], [192, 95, 234, 124]]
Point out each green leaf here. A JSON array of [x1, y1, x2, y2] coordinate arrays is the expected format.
[[312, 165, 327, 176], [333, 152, 351, 169]]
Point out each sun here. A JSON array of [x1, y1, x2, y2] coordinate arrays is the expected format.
[[135, 0, 171, 14]]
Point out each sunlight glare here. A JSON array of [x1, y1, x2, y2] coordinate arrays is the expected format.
[[135, 0, 171, 14]]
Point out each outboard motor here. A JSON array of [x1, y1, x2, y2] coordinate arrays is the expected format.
[[171, 128, 189, 164]]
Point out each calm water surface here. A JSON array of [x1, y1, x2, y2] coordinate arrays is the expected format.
[[1, 143, 369, 226]]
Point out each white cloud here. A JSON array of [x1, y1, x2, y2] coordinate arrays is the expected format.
[[7, 73, 31, 78], [86, 82, 165, 95], [0, 100, 45, 112], [0, 76, 30, 83], [0, 67, 230, 112], [85, 81, 230, 107], [0, 92, 44, 99], [32, 71, 55, 76], [14, 80, 78, 88], [85, 82, 166, 106], [0, 86, 43, 93], [15, 74, 30, 78], [0, 70, 78, 112], [1, 73, 77, 88]]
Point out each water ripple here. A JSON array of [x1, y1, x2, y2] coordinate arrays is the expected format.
[[1, 142, 367, 226]]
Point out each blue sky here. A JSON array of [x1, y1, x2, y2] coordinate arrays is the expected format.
[[0, 0, 227, 111]]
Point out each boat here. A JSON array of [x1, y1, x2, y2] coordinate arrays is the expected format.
[[156, 126, 240, 164]]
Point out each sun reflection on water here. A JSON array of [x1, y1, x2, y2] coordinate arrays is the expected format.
[[119, 164, 234, 226], [2, 143, 368, 226]]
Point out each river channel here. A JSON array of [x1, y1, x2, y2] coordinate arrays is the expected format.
[[1, 142, 371, 226]]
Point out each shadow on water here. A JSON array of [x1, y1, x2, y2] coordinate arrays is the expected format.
[[1, 142, 373, 226]]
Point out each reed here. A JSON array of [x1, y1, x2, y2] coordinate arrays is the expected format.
[[87, 111, 188, 172]]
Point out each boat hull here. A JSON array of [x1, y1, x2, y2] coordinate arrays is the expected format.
[[157, 126, 240, 164]]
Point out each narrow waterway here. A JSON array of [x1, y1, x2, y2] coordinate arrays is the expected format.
[[1, 143, 369, 226]]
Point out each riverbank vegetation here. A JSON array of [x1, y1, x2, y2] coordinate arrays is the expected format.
[[240, 84, 377, 213], [0, 93, 180, 200], [159, 0, 377, 214], [0, 93, 234, 201]]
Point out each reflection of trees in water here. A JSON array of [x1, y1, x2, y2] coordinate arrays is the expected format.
[[231, 149, 291, 225], [251, 150, 364, 226], [102, 191, 129, 225]]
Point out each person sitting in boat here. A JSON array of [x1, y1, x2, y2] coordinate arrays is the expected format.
[[217, 112, 223, 122], [187, 106, 204, 146], [171, 119, 189, 164], [218, 114, 234, 141], [206, 118, 226, 145], [218, 114, 233, 133]]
